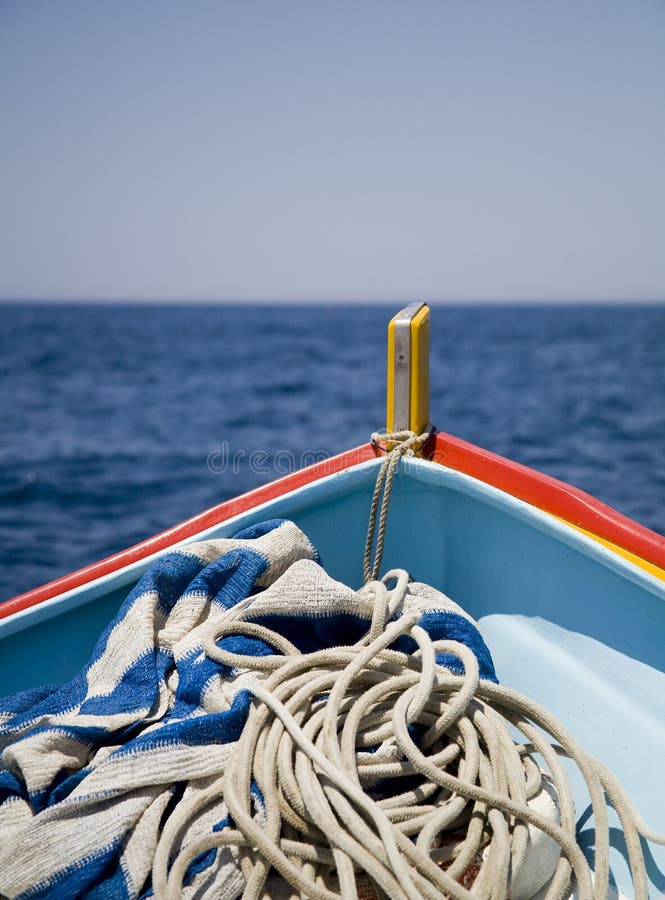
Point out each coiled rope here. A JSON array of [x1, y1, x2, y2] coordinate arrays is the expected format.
[[152, 579, 664, 899], [151, 434, 665, 898]]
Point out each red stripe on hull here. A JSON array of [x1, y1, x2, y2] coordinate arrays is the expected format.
[[2, 433, 663, 621], [430, 432, 665, 569], [0, 446, 376, 620]]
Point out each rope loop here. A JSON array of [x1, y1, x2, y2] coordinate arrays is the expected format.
[[155, 591, 665, 899], [364, 428, 433, 583]]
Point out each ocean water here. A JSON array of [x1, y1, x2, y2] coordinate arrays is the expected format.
[[1, 302, 664, 601]]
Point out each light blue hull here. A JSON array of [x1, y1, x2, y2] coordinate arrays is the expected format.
[[1, 457, 664, 895]]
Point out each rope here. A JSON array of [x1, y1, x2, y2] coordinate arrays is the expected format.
[[152, 573, 665, 900], [364, 429, 432, 583]]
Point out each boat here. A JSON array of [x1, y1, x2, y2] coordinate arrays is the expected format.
[[1, 303, 664, 897]]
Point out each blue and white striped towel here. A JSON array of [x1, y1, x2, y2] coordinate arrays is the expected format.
[[0, 518, 496, 899]]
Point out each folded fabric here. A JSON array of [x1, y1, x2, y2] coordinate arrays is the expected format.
[[0, 519, 496, 899]]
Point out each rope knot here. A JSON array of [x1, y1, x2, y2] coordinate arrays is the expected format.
[[370, 429, 430, 457]]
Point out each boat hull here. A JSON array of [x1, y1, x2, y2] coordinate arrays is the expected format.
[[1, 446, 664, 895]]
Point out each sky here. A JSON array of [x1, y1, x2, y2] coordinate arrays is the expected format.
[[1, 1, 664, 303]]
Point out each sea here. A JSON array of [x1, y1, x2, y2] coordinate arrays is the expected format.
[[1, 302, 664, 601]]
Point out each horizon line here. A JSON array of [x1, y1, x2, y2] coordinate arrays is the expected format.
[[1, 296, 664, 306]]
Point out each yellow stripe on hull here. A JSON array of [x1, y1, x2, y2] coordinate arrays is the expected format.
[[556, 517, 665, 582]]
